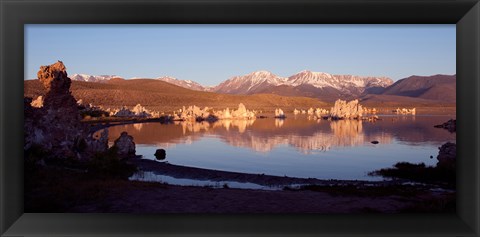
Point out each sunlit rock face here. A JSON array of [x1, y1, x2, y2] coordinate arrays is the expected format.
[[24, 61, 109, 159], [329, 99, 363, 119], [109, 104, 159, 118], [274, 108, 286, 118], [393, 108, 416, 115], [38, 61, 79, 114], [174, 103, 256, 121], [229, 103, 256, 119], [175, 105, 214, 121], [30, 96, 44, 108]]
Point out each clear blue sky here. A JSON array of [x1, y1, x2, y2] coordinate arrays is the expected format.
[[25, 24, 455, 85]]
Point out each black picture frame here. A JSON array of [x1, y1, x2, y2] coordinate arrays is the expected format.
[[1, 0, 479, 236]]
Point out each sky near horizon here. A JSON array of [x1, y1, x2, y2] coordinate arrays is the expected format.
[[25, 24, 455, 85]]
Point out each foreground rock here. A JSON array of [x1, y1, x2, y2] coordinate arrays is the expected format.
[[112, 132, 136, 159], [24, 61, 98, 159], [24, 61, 135, 160], [328, 99, 363, 119], [434, 119, 456, 133], [437, 142, 456, 169], [154, 149, 166, 160]]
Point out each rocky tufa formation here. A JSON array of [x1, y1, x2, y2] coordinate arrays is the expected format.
[[109, 104, 160, 118], [24, 61, 90, 158], [329, 99, 363, 120], [392, 107, 416, 115], [173, 103, 256, 121], [434, 119, 456, 133], [24, 61, 134, 160], [228, 103, 256, 119], [112, 132, 136, 159], [174, 105, 216, 121], [274, 108, 286, 118]]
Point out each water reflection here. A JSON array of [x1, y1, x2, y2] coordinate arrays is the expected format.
[[93, 115, 456, 180], [130, 171, 280, 190], [97, 115, 455, 154]]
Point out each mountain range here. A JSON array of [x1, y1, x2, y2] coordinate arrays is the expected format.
[[67, 70, 455, 104], [213, 70, 393, 102], [70, 74, 122, 83]]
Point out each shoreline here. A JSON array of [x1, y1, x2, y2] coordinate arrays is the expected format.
[[128, 158, 450, 189], [25, 163, 455, 213]]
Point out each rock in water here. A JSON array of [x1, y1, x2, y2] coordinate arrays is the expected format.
[[434, 119, 456, 133], [154, 149, 166, 160], [112, 132, 136, 159], [371, 141, 379, 144], [274, 108, 286, 118], [329, 99, 363, 119]]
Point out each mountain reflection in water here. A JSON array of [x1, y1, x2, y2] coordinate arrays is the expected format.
[[98, 115, 454, 153], [94, 115, 455, 180]]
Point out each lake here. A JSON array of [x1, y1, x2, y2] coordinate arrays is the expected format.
[[96, 114, 456, 183]]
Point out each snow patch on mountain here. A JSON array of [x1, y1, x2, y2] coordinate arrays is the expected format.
[[213, 70, 393, 96], [156, 76, 206, 91], [70, 74, 123, 83]]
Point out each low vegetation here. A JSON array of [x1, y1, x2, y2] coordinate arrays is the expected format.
[[369, 162, 455, 188]]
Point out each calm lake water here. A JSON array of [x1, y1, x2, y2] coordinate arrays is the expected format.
[[97, 114, 456, 182]]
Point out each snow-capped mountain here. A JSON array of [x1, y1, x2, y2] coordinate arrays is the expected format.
[[70, 74, 123, 83], [212, 70, 393, 98], [287, 70, 393, 93], [155, 76, 206, 91], [213, 71, 288, 94], [69, 70, 394, 100]]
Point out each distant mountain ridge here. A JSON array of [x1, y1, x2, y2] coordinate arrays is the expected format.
[[69, 70, 393, 99], [212, 70, 393, 102], [155, 76, 206, 91], [70, 74, 122, 83], [68, 71, 455, 104]]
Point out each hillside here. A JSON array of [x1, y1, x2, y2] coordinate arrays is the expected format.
[[24, 79, 329, 112], [381, 74, 456, 102]]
